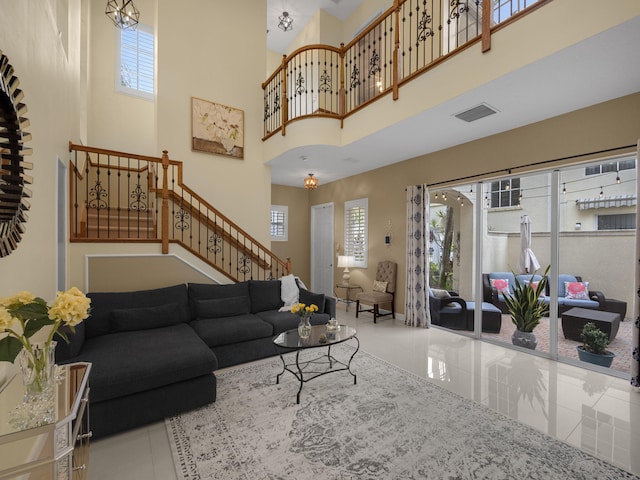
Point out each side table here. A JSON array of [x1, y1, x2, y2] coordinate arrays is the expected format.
[[334, 284, 362, 312], [0, 362, 91, 480]]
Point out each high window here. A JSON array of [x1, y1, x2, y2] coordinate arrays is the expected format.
[[490, 178, 521, 208], [117, 23, 154, 99], [344, 198, 368, 268], [597, 213, 636, 230], [270, 206, 288, 241], [585, 158, 636, 176]]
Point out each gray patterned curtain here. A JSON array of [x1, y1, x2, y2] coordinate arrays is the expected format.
[[633, 142, 640, 389], [405, 185, 430, 327]]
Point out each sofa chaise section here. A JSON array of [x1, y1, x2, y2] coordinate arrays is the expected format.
[[55, 284, 217, 439]]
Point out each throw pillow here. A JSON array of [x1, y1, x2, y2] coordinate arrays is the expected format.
[[249, 280, 284, 313], [299, 288, 325, 312], [565, 281, 589, 300], [280, 274, 299, 306], [372, 280, 388, 293], [431, 288, 451, 298], [490, 278, 510, 294], [196, 296, 250, 319], [109, 302, 181, 332]]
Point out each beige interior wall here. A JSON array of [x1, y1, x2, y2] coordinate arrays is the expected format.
[[271, 185, 311, 285], [86, 0, 157, 155], [304, 93, 640, 315], [343, 0, 391, 41], [0, 0, 84, 298], [156, 0, 271, 246], [87, 255, 216, 292]]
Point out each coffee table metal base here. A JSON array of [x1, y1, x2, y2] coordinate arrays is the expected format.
[[276, 338, 359, 404]]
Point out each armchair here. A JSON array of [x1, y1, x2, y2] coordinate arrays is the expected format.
[[429, 289, 467, 330], [355, 261, 397, 323]]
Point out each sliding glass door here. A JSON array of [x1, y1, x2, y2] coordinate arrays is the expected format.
[[429, 154, 637, 377]]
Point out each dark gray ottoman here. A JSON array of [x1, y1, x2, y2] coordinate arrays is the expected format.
[[561, 307, 620, 342], [465, 301, 502, 333]]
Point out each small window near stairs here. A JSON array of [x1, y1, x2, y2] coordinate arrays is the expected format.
[[271, 206, 288, 241]]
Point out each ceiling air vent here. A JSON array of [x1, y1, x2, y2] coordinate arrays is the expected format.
[[454, 103, 498, 122]]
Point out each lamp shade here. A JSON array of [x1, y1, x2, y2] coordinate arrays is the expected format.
[[337, 255, 355, 268]]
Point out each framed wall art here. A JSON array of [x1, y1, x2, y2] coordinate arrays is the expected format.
[[191, 97, 244, 159]]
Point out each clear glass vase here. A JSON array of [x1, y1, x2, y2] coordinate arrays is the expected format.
[[18, 341, 57, 402], [297, 316, 312, 339]]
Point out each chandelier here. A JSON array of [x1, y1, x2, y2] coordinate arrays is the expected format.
[[278, 12, 293, 32], [105, 0, 140, 30], [304, 173, 318, 190]]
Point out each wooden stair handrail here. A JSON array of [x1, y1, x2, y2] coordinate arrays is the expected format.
[[68, 143, 291, 281]]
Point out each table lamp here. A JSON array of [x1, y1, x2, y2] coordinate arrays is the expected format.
[[337, 255, 355, 285]]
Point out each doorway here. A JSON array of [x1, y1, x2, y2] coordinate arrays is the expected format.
[[310, 202, 334, 296]]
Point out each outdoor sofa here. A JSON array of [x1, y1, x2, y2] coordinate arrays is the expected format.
[[55, 278, 334, 439], [482, 272, 611, 315]]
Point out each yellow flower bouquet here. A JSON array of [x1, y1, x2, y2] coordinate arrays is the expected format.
[[0, 287, 91, 397], [291, 303, 318, 339]]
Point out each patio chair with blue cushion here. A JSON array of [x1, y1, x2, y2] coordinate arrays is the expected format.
[[544, 274, 605, 315], [430, 288, 503, 333]]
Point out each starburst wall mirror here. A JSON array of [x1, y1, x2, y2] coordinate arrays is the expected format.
[[0, 50, 32, 257]]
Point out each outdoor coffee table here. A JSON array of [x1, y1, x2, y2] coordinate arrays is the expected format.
[[561, 307, 621, 342], [273, 324, 358, 404]]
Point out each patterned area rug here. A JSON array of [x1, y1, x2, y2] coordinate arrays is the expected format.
[[166, 345, 638, 480]]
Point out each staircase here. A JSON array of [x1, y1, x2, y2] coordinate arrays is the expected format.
[[69, 143, 290, 282], [81, 206, 156, 239]]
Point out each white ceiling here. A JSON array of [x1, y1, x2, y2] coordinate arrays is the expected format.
[[267, 0, 365, 55], [266, 5, 640, 188]]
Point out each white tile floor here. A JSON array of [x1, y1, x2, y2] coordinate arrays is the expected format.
[[91, 304, 640, 479]]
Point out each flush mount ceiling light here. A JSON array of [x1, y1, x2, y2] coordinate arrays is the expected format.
[[304, 173, 318, 190], [105, 0, 140, 30], [278, 11, 293, 32]]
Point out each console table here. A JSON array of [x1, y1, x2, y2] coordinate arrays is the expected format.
[[0, 362, 91, 479]]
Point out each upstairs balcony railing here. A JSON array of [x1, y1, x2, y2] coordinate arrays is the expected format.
[[262, 0, 547, 139], [68, 142, 291, 282]]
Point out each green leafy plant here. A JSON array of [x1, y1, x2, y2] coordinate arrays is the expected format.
[[503, 265, 550, 333], [580, 322, 610, 355]]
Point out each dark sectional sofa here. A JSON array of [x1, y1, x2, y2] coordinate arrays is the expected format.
[[55, 279, 334, 439]]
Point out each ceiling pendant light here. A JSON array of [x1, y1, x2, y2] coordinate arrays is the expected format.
[[105, 0, 140, 30], [278, 11, 293, 32], [304, 173, 318, 190]]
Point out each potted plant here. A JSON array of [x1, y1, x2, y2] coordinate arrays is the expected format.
[[503, 265, 550, 350], [577, 322, 615, 367]]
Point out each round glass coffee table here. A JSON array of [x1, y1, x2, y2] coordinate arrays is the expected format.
[[272, 324, 359, 404]]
